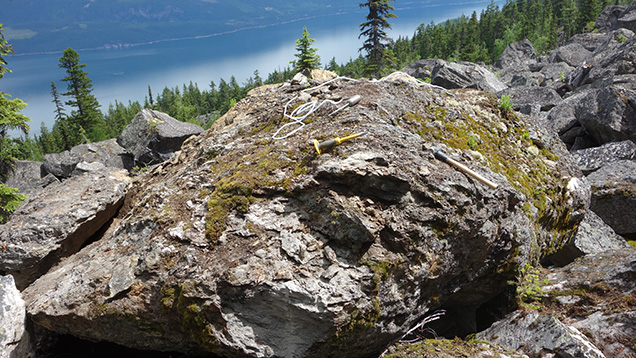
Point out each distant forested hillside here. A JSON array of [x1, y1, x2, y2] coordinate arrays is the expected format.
[[2, 0, 354, 53]]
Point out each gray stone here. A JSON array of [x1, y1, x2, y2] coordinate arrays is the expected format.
[[477, 311, 605, 358], [546, 89, 593, 144], [587, 159, 636, 235], [595, 5, 628, 32], [2, 160, 44, 196], [22, 73, 587, 358], [498, 86, 562, 112], [543, 249, 636, 358], [0, 275, 33, 358], [545, 209, 631, 267], [575, 86, 636, 146], [42, 138, 132, 179], [117, 109, 204, 165], [566, 32, 609, 52], [617, 0, 636, 32], [549, 43, 592, 67], [0, 169, 131, 289], [494, 39, 537, 70], [429, 60, 507, 93], [571, 140, 636, 174]]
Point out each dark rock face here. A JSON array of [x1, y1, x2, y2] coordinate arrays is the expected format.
[[403, 59, 507, 93], [587, 159, 636, 236], [2, 161, 45, 196], [21, 73, 586, 358], [497, 86, 562, 112], [574, 86, 636, 145], [548, 43, 592, 67], [477, 310, 605, 358], [117, 109, 204, 166], [543, 249, 636, 358], [544, 209, 631, 267], [494, 39, 537, 70], [0, 170, 131, 289], [42, 138, 133, 179], [571, 140, 636, 174]]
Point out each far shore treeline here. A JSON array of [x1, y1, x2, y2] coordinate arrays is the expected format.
[[0, 0, 630, 211]]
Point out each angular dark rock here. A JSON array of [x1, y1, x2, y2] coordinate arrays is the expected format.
[[403, 59, 507, 93], [544, 209, 631, 267], [569, 34, 636, 88], [22, 73, 587, 358], [595, 4, 628, 32], [42, 138, 133, 179], [477, 310, 605, 358], [587, 159, 636, 236], [571, 139, 636, 174], [2, 160, 44, 196], [543, 249, 636, 358], [117, 109, 204, 166], [548, 43, 591, 67], [617, 0, 636, 32], [566, 32, 609, 52], [497, 86, 562, 112], [575, 86, 636, 146], [494, 39, 537, 70], [0, 170, 131, 289]]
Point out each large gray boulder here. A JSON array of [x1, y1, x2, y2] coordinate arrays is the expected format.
[[117, 109, 204, 166], [494, 39, 537, 70], [0, 169, 131, 289], [595, 4, 629, 32], [569, 34, 636, 88], [587, 159, 636, 236], [477, 310, 605, 358], [549, 43, 592, 67], [575, 86, 636, 146], [22, 74, 587, 358], [571, 139, 636, 174], [403, 59, 507, 93], [2, 160, 45, 196], [0, 275, 33, 358], [543, 249, 636, 358], [42, 138, 132, 179], [616, 0, 636, 32], [544, 209, 631, 267], [497, 86, 562, 113]]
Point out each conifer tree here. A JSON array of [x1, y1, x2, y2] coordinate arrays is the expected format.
[[359, 0, 397, 77], [58, 47, 103, 144], [291, 26, 321, 73], [0, 24, 29, 221]]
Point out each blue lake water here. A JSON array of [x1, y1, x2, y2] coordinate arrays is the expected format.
[[3, 0, 503, 135]]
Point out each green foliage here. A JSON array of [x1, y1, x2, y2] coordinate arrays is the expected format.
[[291, 26, 321, 73], [510, 263, 549, 309], [359, 0, 397, 78], [0, 23, 32, 180], [617, 34, 627, 43], [499, 95, 513, 112], [0, 183, 26, 224]]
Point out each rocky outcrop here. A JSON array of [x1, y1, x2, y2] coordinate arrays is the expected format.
[[477, 310, 605, 358], [0, 275, 33, 358], [544, 209, 631, 267], [0, 169, 131, 289], [117, 108, 204, 166], [480, 248, 636, 358], [571, 139, 636, 174], [403, 59, 507, 93], [20, 72, 587, 357], [42, 138, 133, 179], [587, 159, 636, 236], [2, 160, 48, 197], [542, 249, 636, 357]]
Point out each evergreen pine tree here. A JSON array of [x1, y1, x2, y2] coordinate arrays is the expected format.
[[58, 47, 104, 144], [291, 26, 321, 73], [359, 0, 397, 78]]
